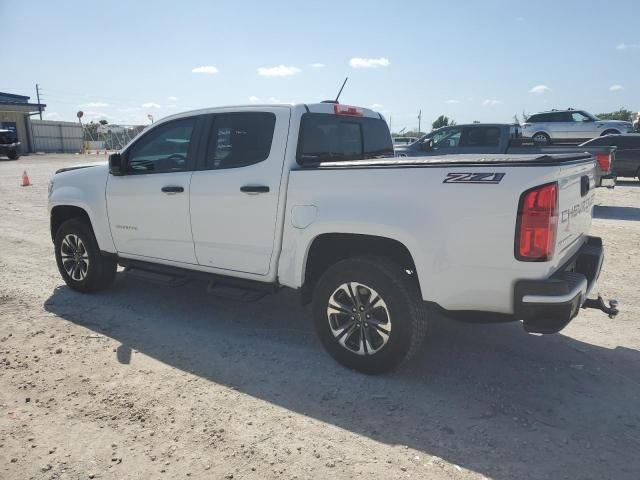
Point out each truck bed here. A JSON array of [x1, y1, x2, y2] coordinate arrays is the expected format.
[[302, 152, 594, 169]]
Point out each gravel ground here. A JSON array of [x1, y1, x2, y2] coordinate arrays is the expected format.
[[1, 154, 639, 480]]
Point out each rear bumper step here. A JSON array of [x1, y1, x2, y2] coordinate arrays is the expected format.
[[513, 236, 617, 334]]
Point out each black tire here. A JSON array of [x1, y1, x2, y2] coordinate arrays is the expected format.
[[312, 256, 427, 374], [532, 132, 551, 145], [7, 150, 19, 160], [601, 129, 620, 136], [54, 218, 117, 293]]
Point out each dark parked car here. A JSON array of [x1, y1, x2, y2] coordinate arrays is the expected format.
[[0, 129, 20, 160], [394, 123, 617, 187], [581, 134, 640, 182]]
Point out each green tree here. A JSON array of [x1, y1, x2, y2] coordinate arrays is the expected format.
[[83, 121, 99, 141], [432, 115, 455, 130], [596, 108, 634, 122]]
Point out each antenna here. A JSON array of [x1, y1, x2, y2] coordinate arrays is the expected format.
[[335, 77, 348, 103]]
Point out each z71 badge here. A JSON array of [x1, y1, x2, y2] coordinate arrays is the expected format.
[[443, 172, 506, 184]]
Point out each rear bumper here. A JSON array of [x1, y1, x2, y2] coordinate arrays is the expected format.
[[0, 143, 19, 152], [514, 236, 604, 334], [599, 174, 616, 189]]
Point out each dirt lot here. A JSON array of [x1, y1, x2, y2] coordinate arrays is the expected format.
[[1, 154, 639, 480]]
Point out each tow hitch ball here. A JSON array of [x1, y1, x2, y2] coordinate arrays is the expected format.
[[582, 295, 619, 319]]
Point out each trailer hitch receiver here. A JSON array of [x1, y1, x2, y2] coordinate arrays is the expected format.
[[582, 295, 619, 319]]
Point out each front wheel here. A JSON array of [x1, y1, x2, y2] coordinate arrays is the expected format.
[[7, 150, 19, 160], [312, 256, 427, 374], [54, 218, 117, 292]]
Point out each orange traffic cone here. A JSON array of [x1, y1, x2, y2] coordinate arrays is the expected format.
[[21, 170, 31, 187]]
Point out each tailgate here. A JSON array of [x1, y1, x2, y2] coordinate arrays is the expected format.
[[554, 159, 596, 263]]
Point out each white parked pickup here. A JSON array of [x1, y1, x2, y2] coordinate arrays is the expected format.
[[48, 102, 618, 373]]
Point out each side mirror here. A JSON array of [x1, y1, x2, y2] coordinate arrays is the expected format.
[[109, 152, 125, 176], [419, 139, 433, 151], [582, 118, 593, 122]]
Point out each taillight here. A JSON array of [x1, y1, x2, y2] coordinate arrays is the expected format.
[[515, 182, 558, 262], [595, 152, 611, 172], [334, 104, 363, 117]]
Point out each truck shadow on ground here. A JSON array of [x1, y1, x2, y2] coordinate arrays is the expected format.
[[614, 179, 640, 187], [45, 276, 640, 480], [593, 205, 640, 221]]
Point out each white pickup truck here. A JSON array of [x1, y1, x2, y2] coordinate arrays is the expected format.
[[48, 102, 618, 373]]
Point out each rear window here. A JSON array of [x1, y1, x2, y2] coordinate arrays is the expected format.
[[528, 113, 566, 123], [584, 135, 640, 149], [297, 113, 393, 163], [459, 126, 501, 147], [582, 136, 611, 147]]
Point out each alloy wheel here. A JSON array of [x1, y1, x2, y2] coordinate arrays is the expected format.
[[326, 282, 392, 355], [60, 233, 90, 281]]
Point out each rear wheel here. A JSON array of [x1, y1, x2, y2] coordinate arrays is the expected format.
[[312, 256, 427, 374], [7, 150, 19, 160], [54, 218, 117, 292], [532, 132, 551, 145]]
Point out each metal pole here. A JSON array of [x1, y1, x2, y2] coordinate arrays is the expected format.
[[78, 117, 85, 154], [418, 110, 422, 133], [36, 84, 42, 120]]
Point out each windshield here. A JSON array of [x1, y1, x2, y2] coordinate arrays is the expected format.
[[583, 111, 600, 121]]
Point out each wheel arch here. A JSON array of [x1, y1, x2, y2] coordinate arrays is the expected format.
[[532, 131, 551, 142], [600, 129, 621, 136], [300, 233, 420, 304], [50, 205, 93, 243]]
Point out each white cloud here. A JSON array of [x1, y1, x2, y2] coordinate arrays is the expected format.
[[167, 96, 177, 101], [482, 99, 502, 106], [616, 43, 640, 50], [310, 63, 325, 68], [530, 84, 551, 94], [44, 112, 62, 120], [142, 102, 161, 108], [83, 111, 112, 121], [247, 96, 290, 104], [79, 101, 109, 108], [191, 65, 219, 74], [349, 57, 390, 69], [609, 84, 624, 91], [257, 65, 301, 77], [446, 99, 460, 104]]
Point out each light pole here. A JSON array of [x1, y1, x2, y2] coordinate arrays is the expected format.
[[147, 114, 154, 124], [77, 110, 85, 154]]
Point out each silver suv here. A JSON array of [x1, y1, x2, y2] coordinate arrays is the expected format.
[[522, 109, 632, 145]]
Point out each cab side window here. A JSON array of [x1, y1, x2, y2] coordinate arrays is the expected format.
[[432, 127, 462, 149], [204, 112, 276, 170], [127, 118, 195, 173]]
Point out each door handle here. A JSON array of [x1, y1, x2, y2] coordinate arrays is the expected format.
[[240, 185, 270, 194], [161, 185, 184, 194]]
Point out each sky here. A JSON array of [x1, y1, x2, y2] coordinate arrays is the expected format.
[[2, 0, 639, 132]]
